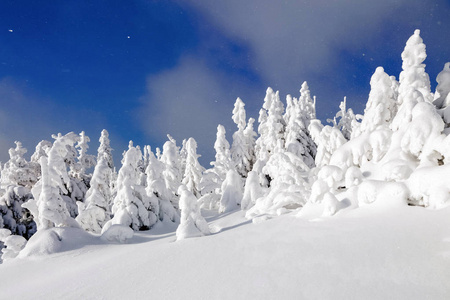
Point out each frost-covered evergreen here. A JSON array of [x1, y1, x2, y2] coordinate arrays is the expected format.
[[231, 98, 252, 177], [104, 142, 158, 231], [161, 135, 183, 208], [182, 138, 204, 198], [218, 170, 243, 213], [145, 148, 179, 223], [76, 156, 112, 233], [284, 84, 317, 168], [434, 63, 450, 126], [199, 125, 232, 209], [0, 142, 37, 238], [176, 185, 209, 240], [24, 133, 81, 230], [391, 29, 433, 131], [359, 67, 398, 134]]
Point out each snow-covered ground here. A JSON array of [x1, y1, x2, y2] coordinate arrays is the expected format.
[[1, 204, 449, 299]]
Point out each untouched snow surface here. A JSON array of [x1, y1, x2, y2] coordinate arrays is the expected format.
[[1, 205, 450, 299]]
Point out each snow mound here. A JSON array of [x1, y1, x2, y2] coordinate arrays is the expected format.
[[18, 227, 98, 258], [357, 180, 409, 208], [101, 224, 134, 243]]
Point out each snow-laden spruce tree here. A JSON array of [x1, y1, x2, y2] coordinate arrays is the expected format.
[[309, 120, 347, 168], [359, 67, 398, 134], [161, 135, 183, 208], [246, 150, 310, 219], [24, 133, 80, 230], [254, 88, 286, 186], [231, 98, 252, 178], [182, 138, 204, 198], [176, 185, 209, 240], [391, 29, 433, 131], [73, 131, 96, 179], [241, 170, 264, 210], [75, 156, 112, 233], [0, 142, 37, 190], [199, 125, 232, 209], [145, 148, 179, 223], [218, 169, 243, 213], [103, 141, 158, 231], [434, 63, 450, 126], [28, 140, 52, 180], [98, 129, 114, 169], [0, 142, 36, 239], [179, 139, 188, 177], [328, 97, 358, 140], [284, 89, 317, 168], [243, 117, 257, 171]]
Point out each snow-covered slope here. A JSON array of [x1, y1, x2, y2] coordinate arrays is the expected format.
[[1, 205, 449, 299]]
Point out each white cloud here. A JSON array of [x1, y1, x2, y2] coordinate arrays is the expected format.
[[138, 56, 249, 164]]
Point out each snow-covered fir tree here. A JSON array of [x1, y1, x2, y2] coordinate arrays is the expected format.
[[24, 133, 81, 230], [182, 138, 204, 198], [145, 148, 179, 223], [391, 29, 433, 131], [359, 67, 398, 134], [176, 185, 209, 240], [231, 97, 252, 178], [76, 156, 112, 233], [104, 141, 158, 231], [161, 135, 183, 208]]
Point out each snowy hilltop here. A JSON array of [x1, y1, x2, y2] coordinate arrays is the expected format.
[[1, 30, 450, 299]]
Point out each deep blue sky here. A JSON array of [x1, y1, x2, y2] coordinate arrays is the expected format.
[[1, 0, 449, 166]]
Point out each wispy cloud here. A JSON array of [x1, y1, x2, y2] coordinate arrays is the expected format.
[[138, 56, 256, 164]]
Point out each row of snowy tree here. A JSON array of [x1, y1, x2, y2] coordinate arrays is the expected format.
[[1, 29, 450, 261]]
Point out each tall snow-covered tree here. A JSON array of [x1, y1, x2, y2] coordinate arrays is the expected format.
[[105, 141, 158, 231], [434, 63, 450, 126], [231, 97, 252, 178], [359, 67, 398, 134], [284, 91, 317, 168], [145, 148, 179, 223], [182, 138, 204, 198], [391, 29, 433, 131], [161, 135, 183, 208], [199, 125, 232, 209], [97, 129, 114, 169], [243, 117, 257, 172], [24, 133, 80, 230], [0, 142, 36, 238], [76, 156, 112, 233]]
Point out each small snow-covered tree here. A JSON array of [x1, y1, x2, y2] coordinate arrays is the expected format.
[[176, 185, 209, 240], [241, 170, 264, 210], [182, 138, 204, 198], [328, 97, 358, 140], [104, 141, 158, 231], [218, 170, 243, 213], [309, 120, 346, 168]]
